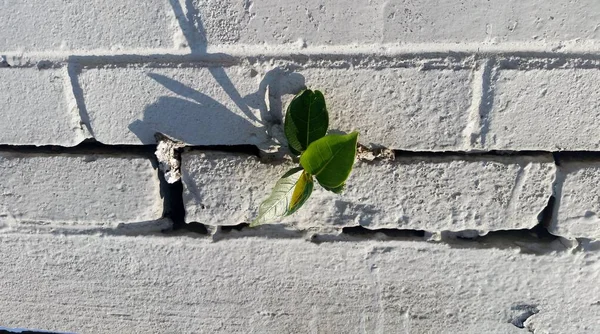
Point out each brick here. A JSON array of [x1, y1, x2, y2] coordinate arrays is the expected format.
[[485, 69, 600, 151], [79, 66, 268, 146], [282, 68, 474, 151], [0, 68, 86, 146], [0, 153, 162, 227], [0, 233, 597, 333], [0, 0, 176, 52], [193, 0, 600, 45], [182, 151, 555, 232], [552, 161, 600, 240], [81, 66, 473, 150]]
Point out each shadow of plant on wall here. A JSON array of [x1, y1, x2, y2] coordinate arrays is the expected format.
[[128, 72, 259, 145], [128, 68, 306, 147]]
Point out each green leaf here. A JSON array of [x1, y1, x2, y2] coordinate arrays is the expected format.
[[321, 183, 344, 194], [300, 132, 359, 189], [284, 89, 329, 154], [250, 167, 314, 227]]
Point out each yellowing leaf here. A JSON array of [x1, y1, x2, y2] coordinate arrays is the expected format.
[[250, 167, 314, 227], [289, 170, 314, 215]]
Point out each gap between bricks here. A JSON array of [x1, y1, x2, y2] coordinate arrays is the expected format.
[[2, 139, 596, 254]]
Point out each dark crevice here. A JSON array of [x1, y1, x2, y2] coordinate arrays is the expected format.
[[160, 179, 186, 230], [0, 329, 71, 334], [394, 150, 553, 158], [219, 223, 250, 232], [342, 226, 426, 238], [180, 222, 210, 235], [0, 141, 262, 157], [0, 139, 155, 156], [536, 195, 557, 238], [509, 304, 539, 329], [552, 151, 600, 163], [4, 141, 600, 162]]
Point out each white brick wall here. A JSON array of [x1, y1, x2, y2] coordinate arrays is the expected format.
[[0, 0, 177, 52], [0, 152, 163, 229], [0, 68, 86, 146], [182, 151, 555, 233], [552, 160, 600, 240], [195, 0, 600, 45], [1, 0, 600, 332], [487, 69, 600, 151], [0, 234, 598, 333]]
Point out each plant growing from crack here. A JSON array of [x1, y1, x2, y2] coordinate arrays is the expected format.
[[251, 89, 359, 226]]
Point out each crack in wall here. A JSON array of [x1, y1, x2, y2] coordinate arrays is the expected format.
[[3, 141, 600, 250]]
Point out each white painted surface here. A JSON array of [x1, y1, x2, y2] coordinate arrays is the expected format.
[[0, 0, 599, 332], [0, 153, 162, 227], [80, 65, 473, 150], [0, 234, 598, 333], [553, 161, 600, 240], [282, 67, 474, 151], [193, 0, 600, 45], [182, 151, 555, 232], [487, 69, 600, 151], [0, 68, 86, 146], [0, 0, 176, 52], [79, 66, 268, 146]]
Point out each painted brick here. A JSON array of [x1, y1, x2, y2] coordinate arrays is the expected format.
[[0, 68, 86, 146], [552, 161, 600, 240], [192, 0, 600, 46], [0, 0, 176, 52], [182, 151, 555, 232], [0, 153, 162, 227], [485, 69, 600, 151], [0, 234, 597, 333], [81, 66, 473, 150], [79, 66, 268, 146], [280, 67, 474, 151]]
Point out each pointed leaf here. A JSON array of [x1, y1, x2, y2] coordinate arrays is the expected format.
[[322, 183, 344, 194], [284, 89, 329, 154], [300, 132, 359, 189], [250, 167, 313, 227], [288, 170, 314, 215]]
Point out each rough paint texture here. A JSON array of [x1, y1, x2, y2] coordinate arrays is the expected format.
[[282, 68, 474, 151], [182, 151, 555, 232], [552, 161, 600, 240], [0, 234, 599, 333], [487, 69, 600, 151], [192, 0, 600, 45], [0, 68, 86, 146], [0, 0, 176, 52], [79, 66, 268, 146], [1, 0, 600, 332], [0, 153, 162, 227]]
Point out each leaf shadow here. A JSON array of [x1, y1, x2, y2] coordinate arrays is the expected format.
[[128, 72, 265, 145]]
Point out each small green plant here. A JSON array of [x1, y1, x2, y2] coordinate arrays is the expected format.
[[250, 89, 359, 227]]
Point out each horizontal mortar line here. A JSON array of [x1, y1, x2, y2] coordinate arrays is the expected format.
[[3, 219, 567, 253], [0, 218, 173, 237], [4, 142, 600, 161], [0, 142, 261, 156], [0, 142, 156, 156], [3, 42, 600, 67], [205, 224, 570, 253]]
